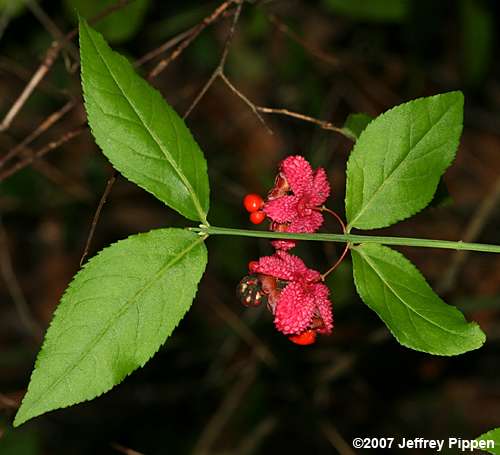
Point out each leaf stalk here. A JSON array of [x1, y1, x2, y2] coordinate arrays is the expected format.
[[190, 226, 500, 253]]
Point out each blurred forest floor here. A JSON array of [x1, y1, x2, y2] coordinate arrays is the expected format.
[[0, 0, 499, 454]]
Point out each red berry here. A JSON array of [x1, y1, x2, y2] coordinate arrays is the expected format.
[[243, 193, 264, 213], [248, 261, 259, 272], [249, 211, 266, 224], [289, 330, 316, 346]]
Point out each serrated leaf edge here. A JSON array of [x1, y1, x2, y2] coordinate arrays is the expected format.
[[345, 91, 463, 231], [476, 427, 500, 455], [80, 18, 209, 224], [352, 243, 485, 356], [14, 229, 206, 426]]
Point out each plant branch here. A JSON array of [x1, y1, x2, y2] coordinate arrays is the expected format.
[[190, 225, 500, 253], [321, 245, 350, 281], [78, 0, 244, 265], [209, 299, 276, 367], [266, 13, 339, 67], [192, 362, 256, 455], [437, 175, 500, 293], [80, 171, 118, 266], [219, 73, 273, 133], [318, 206, 350, 280], [219, 74, 350, 138], [147, 0, 239, 80], [0, 100, 76, 169], [182, 0, 244, 119], [110, 443, 144, 455], [135, 26, 198, 67], [0, 42, 60, 133], [320, 421, 357, 455], [0, 126, 85, 182], [26, 0, 79, 63], [0, 0, 133, 132], [257, 106, 348, 136], [0, 220, 43, 339]]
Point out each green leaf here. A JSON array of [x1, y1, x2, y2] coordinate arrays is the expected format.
[[476, 428, 500, 454], [13, 228, 207, 426], [322, 0, 409, 23], [351, 243, 485, 355], [65, 0, 150, 43], [345, 92, 463, 230], [79, 19, 210, 223], [342, 113, 373, 141]]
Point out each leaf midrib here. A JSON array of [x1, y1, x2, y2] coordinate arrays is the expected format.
[[347, 98, 458, 229], [357, 247, 470, 338], [22, 234, 204, 415], [85, 24, 207, 224]]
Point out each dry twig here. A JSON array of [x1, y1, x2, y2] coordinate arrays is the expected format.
[[183, 0, 244, 119], [135, 26, 198, 68], [0, 0, 133, 132], [0, 42, 61, 132], [0, 100, 76, 169], [234, 415, 277, 455], [437, 176, 500, 294], [209, 299, 276, 367], [267, 13, 339, 67], [220, 73, 348, 137], [320, 421, 358, 455], [147, 0, 240, 80], [0, 220, 42, 339], [193, 362, 257, 455], [26, 0, 79, 63], [0, 126, 85, 181], [80, 171, 117, 266], [110, 442, 144, 455]]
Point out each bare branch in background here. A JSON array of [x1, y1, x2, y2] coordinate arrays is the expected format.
[[79, 171, 117, 266], [26, 0, 79, 64], [218, 72, 273, 133], [147, 0, 239, 80], [437, 175, 500, 294], [183, 0, 244, 118], [0, 220, 43, 339], [193, 362, 257, 455], [320, 421, 358, 455], [0, 100, 76, 169], [135, 26, 197, 67], [0, 126, 85, 181], [267, 13, 339, 67], [209, 299, 277, 367], [0, 42, 61, 132], [234, 416, 277, 455], [0, 0, 133, 133], [220, 73, 349, 137], [110, 442, 144, 455]]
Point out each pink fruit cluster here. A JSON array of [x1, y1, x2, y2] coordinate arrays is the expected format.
[[241, 155, 334, 345]]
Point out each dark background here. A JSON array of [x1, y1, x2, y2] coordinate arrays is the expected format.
[[0, 0, 499, 453]]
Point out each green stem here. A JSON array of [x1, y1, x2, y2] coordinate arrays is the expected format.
[[190, 226, 500, 253]]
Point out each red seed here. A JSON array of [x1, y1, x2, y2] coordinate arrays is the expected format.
[[249, 210, 266, 224], [248, 261, 259, 272], [243, 193, 264, 213], [289, 330, 316, 345]]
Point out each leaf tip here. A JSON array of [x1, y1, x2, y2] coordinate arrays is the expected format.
[[12, 405, 30, 428], [77, 12, 87, 30]]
